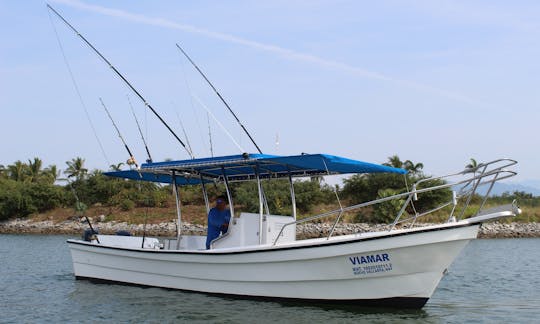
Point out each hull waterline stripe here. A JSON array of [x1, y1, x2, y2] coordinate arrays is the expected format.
[[75, 276, 429, 309]]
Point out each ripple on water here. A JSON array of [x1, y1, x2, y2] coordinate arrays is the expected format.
[[1, 235, 539, 323]]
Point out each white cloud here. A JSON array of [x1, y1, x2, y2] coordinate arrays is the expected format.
[[49, 0, 482, 105]]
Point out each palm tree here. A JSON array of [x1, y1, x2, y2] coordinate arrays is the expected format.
[[465, 158, 478, 170], [27, 157, 43, 183], [65, 157, 88, 181], [109, 162, 124, 171], [403, 160, 424, 174], [463, 158, 484, 175], [384, 155, 403, 169], [464, 158, 482, 172], [8, 161, 29, 182], [43, 165, 60, 184]]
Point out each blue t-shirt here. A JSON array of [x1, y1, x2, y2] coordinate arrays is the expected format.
[[206, 208, 231, 249]]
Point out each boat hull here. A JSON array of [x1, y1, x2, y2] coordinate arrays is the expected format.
[[68, 224, 479, 308]]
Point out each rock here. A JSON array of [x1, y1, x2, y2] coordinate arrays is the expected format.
[[1, 217, 540, 238]]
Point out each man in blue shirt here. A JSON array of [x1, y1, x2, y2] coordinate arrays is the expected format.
[[206, 195, 231, 249]]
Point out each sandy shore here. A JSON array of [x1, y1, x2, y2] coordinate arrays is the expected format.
[[1, 217, 539, 238]]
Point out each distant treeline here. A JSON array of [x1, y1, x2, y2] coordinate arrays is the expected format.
[[0, 156, 536, 223]]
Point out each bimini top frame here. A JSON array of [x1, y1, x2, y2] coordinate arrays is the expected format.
[[104, 153, 406, 185], [105, 153, 405, 249]]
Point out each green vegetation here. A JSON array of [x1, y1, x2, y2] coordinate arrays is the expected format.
[[341, 156, 451, 222], [233, 179, 335, 215], [0, 156, 538, 224], [0, 158, 65, 221]]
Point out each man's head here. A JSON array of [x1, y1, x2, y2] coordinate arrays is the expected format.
[[215, 195, 228, 211]]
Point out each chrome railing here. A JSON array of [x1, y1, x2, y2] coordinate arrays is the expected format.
[[273, 158, 517, 245]]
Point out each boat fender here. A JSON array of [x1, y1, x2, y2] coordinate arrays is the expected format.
[[83, 228, 99, 242], [116, 230, 131, 236]]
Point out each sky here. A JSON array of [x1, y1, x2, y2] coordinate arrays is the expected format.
[[0, 0, 538, 184]]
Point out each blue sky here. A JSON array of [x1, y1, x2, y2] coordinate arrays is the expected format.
[[1, 0, 538, 182]]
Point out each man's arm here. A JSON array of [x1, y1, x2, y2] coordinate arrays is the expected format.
[[220, 210, 231, 233]]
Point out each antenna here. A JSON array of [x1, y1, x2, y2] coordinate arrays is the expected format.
[[176, 43, 262, 154]]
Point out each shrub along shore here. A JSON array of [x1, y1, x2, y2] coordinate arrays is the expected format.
[[1, 156, 539, 239], [1, 217, 539, 238]]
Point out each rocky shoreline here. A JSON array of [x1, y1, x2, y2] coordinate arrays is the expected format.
[[1, 217, 539, 238]]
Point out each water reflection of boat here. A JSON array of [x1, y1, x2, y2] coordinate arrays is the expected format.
[[67, 155, 519, 308]]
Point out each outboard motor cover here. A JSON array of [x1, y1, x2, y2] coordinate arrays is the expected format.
[[83, 228, 98, 241]]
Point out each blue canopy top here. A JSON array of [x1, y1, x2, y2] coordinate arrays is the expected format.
[[105, 153, 406, 185]]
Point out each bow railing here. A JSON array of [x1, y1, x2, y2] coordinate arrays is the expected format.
[[273, 158, 518, 245]]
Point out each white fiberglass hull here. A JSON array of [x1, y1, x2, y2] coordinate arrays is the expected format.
[[67, 223, 480, 308]]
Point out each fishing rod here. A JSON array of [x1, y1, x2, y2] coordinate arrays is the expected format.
[[178, 113, 194, 158], [99, 97, 139, 169], [127, 95, 153, 163], [47, 8, 112, 167], [192, 94, 245, 153], [64, 178, 100, 243], [47, 5, 194, 159], [172, 102, 194, 158], [207, 112, 214, 157], [175, 43, 263, 154]]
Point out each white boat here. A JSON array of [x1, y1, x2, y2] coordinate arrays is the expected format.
[[67, 154, 520, 308], [46, 3, 520, 308]]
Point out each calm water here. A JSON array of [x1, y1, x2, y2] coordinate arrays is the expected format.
[[0, 235, 538, 323]]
